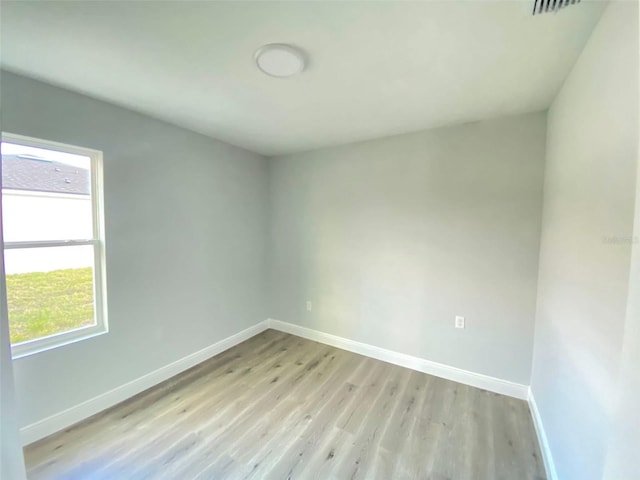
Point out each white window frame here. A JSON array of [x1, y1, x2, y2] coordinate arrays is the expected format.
[[2, 132, 108, 358]]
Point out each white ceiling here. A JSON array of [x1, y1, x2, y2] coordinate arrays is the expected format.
[[1, 1, 606, 156]]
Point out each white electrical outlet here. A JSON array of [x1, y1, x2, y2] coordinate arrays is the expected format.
[[306, 301, 312, 312], [455, 316, 465, 329]]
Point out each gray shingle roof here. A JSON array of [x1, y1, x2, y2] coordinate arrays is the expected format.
[[1, 155, 90, 195]]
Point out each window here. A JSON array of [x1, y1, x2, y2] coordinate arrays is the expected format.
[[1, 133, 107, 358]]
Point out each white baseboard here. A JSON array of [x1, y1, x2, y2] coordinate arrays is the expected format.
[[528, 388, 558, 480], [21, 318, 533, 447], [20, 320, 270, 446], [266, 319, 528, 400]]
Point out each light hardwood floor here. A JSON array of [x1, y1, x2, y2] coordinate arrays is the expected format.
[[24, 330, 546, 479]]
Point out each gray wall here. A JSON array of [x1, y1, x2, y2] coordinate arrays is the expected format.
[[1, 71, 269, 428], [269, 112, 546, 384], [530, 2, 639, 480]]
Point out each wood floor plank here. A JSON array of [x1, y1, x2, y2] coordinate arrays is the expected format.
[[25, 330, 290, 474], [24, 330, 546, 480], [97, 336, 325, 479]]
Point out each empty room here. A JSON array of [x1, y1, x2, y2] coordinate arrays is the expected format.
[[0, 1, 638, 479]]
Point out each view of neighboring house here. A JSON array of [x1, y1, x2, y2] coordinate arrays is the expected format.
[[2, 151, 98, 347], [2, 154, 93, 274]]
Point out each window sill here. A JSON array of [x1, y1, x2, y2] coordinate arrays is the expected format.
[[11, 325, 108, 360]]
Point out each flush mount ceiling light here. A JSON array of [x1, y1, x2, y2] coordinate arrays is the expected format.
[[254, 44, 306, 78]]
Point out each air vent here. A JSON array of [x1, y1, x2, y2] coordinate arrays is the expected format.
[[533, 0, 581, 15]]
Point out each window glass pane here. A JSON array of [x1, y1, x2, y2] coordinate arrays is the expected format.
[[1, 142, 93, 242], [5, 246, 96, 345]]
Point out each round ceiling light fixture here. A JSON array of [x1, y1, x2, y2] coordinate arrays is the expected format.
[[254, 44, 306, 78]]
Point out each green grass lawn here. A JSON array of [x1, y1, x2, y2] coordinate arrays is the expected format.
[[7, 267, 95, 344]]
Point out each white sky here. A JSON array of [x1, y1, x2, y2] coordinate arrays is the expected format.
[[1, 142, 90, 169]]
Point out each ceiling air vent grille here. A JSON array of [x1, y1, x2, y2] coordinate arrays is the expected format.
[[533, 0, 581, 15]]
